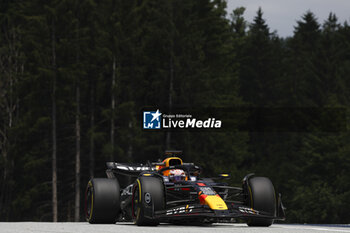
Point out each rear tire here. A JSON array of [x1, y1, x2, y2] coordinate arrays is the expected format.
[[246, 177, 276, 227], [85, 178, 120, 224], [132, 176, 165, 226]]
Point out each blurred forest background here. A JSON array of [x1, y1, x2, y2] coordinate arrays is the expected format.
[[1, 0, 350, 223]]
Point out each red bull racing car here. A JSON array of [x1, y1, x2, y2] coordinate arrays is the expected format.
[[85, 151, 285, 226]]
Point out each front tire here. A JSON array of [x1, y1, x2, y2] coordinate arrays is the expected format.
[[245, 177, 276, 227], [85, 178, 121, 224], [132, 176, 165, 226]]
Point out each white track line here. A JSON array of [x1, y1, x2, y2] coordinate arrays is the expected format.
[[278, 225, 350, 232]]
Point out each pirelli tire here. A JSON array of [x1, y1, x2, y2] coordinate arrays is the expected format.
[[85, 178, 121, 224], [132, 176, 165, 226], [246, 177, 276, 227]]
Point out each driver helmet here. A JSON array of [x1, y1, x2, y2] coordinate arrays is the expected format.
[[169, 169, 186, 182]]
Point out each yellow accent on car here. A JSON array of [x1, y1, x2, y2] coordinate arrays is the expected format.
[[136, 179, 141, 220], [248, 185, 253, 208], [221, 174, 229, 177], [204, 195, 228, 210], [143, 173, 152, 176]]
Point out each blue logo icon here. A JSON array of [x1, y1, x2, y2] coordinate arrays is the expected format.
[[143, 110, 162, 129]]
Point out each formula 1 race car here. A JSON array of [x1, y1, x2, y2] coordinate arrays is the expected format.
[[85, 151, 285, 226]]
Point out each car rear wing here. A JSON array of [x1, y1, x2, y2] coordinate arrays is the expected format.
[[106, 162, 156, 178]]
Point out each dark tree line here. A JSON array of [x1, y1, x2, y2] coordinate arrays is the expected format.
[[1, 0, 350, 223]]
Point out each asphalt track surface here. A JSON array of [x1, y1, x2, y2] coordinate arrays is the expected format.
[[1, 222, 350, 233]]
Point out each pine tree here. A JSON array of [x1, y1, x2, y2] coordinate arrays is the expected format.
[[288, 11, 322, 106], [0, 1, 24, 220], [239, 7, 280, 106]]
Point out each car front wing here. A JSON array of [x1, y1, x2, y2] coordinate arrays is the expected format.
[[147, 203, 285, 221]]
